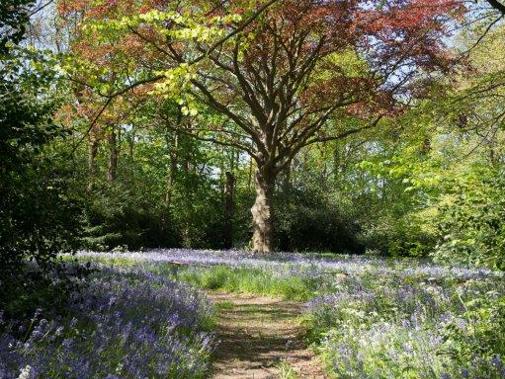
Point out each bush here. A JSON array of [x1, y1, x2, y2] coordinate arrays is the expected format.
[[275, 188, 365, 254], [441, 294, 505, 378], [360, 208, 439, 258], [307, 264, 505, 378], [0, 47, 82, 314], [434, 167, 505, 270], [82, 185, 179, 250], [81, 171, 231, 251]]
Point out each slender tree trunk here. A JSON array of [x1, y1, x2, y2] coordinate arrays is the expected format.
[[333, 146, 340, 183], [164, 167, 174, 207], [251, 168, 275, 253], [282, 160, 291, 194], [87, 137, 99, 192], [224, 171, 236, 249], [128, 127, 135, 160], [489, 145, 497, 166], [164, 132, 178, 208], [248, 158, 253, 192], [107, 127, 118, 182]]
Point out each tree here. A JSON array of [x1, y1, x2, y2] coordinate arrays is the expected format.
[[485, 0, 505, 14], [0, 1, 82, 315], [0, 0, 35, 53], [62, 0, 464, 252]]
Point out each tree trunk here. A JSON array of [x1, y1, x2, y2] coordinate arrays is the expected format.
[[248, 158, 254, 192], [107, 127, 118, 182], [87, 137, 99, 192], [251, 169, 275, 253], [128, 127, 135, 160], [223, 171, 236, 249], [282, 160, 291, 194], [164, 132, 178, 208]]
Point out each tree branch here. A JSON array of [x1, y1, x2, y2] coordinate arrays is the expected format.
[[303, 114, 385, 147], [486, 0, 505, 14], [70, 96, 113, 154]]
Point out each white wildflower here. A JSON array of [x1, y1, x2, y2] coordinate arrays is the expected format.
[[17, 365, 34, 379]]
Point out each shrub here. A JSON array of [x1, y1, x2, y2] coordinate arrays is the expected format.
[[440, 295, 505, 378], [434, 167, 505, 270], [0, 47, 82, 315], [275, 188, 364, 254]]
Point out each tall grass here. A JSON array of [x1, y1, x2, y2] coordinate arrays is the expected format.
[[161, 265, 313, 301]]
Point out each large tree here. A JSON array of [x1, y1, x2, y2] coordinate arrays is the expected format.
[[62, 0, 464, 252]]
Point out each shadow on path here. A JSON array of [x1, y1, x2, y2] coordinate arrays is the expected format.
[[208, 292, 326, 379]]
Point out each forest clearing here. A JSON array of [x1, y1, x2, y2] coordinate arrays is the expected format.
[[2, 0, 505, 378]]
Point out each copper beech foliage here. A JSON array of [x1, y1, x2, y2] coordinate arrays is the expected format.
[[59, 0, 465, 152], [59, 0, 466, 252]]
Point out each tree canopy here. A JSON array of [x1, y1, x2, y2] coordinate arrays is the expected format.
[[59, 0, 466, 252]]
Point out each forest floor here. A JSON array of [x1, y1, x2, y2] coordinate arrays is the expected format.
[[207, 292, 327, 379]]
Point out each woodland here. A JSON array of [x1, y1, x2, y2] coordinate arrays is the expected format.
[[1, 0, 505, 378]]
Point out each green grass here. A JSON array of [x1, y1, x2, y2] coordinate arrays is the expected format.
[[76, 255, 315, 301], [214, 300, 234, 310], [166, 265, 313, 301], [277, 360, 299, 379]]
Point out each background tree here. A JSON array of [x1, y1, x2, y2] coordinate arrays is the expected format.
[[0, 0, 498, 267]]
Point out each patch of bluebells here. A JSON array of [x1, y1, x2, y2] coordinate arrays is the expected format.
[[0, 267, 214, 379], [319, 320, 454, 378], [305, 266, 505, 377], [77, 249, 503, 282], [76, 249, 505, 378]]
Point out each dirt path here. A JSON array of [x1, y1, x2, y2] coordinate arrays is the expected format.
[[207, 292, 327, 379]]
